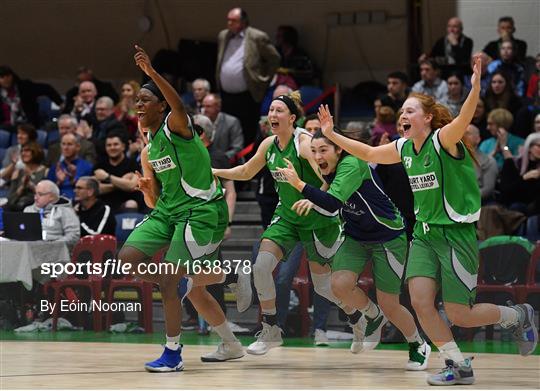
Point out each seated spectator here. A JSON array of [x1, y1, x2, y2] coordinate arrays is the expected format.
[[202, 93, 244, 160], [464, 51, 491, 96], [114, 80, 140, 138], [412, 59, 448, 101], [483, 16, 527, 62], [418, 17, 473, 77], [380, 71, 409, 112], [46, 114, 97, 165], [526, 53, 540, 99], [275, 25, 316, 86], [440, 71, 468, 117], [70, 81, 98, 122], [24, 180, 80, 247], [5, 142, 48, 211], [47, 133, 94, 200], [472, 98, 489, 141], [371, 104, 397, 145], [91, 96, 128, 143], [74, 176, 116, 237], [479, 108, 525, 168], [93, 132, 139, 214], [0, 65, 63, 129], [191, 78, 211, 113], [64, 66, 119, 114], [2, 123, 36, 171], [486, 39, 525, 96], [303, 114, 321, 135], [498, 133, 540, 215], [194, 114, 236, 239], [463, 124, 498, 203], [484, 70, 523, 117], [515, 81, 540, 139]]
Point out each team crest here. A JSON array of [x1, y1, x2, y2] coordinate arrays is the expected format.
[[404, 156, 412, 169]]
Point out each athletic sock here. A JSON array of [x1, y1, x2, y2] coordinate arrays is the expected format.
[[165, 334, 181, 351], [213, 321, 238, 343], [405, 329, 424, 345], [262, 309, 277, 326], [439, 341, 465, 363], [498, 305, 519, 328], [360, 300, 380, 319], [346, 310, 362, 325]]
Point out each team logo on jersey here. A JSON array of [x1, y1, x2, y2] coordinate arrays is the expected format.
[[270, 169, 288, 182], [408, 172, 439, 192], [404, 156, 413, 169], [149, 156, 177, 173], [423, 154, 432, 167]]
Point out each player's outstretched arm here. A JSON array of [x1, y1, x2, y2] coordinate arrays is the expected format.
[[213, 136, 274, 181], [318, 105, 400, 164], [439, 54, 482, 149], [134, 45, 191, 139]]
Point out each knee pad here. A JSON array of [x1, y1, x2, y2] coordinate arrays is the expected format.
[[253, 251, 279, 301], [311, 271, 341, 305]]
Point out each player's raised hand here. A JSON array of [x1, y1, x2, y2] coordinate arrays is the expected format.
[[318, 105, 335, 137], [470, 53, 482, 90], [134, 45, 155, 76]]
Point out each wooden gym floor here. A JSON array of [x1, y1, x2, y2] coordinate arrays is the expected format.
[[1, 339, 539, 389]]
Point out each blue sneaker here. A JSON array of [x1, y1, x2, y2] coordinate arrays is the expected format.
[[427, 358, 475, 386], [144, 346, 184, 372], [177, 276, 193, 304], [509, 303, 538, 356]]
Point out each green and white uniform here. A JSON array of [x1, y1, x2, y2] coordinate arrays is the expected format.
[[261, 128, 342, 264], [125, 114, 228, 265], [396, 129, 481, 305]]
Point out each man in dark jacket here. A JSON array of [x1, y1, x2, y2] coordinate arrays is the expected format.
[[74, 176, 116, 237]]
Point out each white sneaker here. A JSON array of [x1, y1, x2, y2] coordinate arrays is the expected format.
[[350, 317, 367, 354], [406, 340, 431, 371], [229, 267, 252, 313], [314, 329, 329, 346], [200, 341, 245, 362], [246, 322, 283, 355], [362, 311, 388, 351]]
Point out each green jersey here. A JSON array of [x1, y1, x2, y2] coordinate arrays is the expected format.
[[396, 129, 480, 225], [147, 114, 223, 214], [265, 128, 338, 229]]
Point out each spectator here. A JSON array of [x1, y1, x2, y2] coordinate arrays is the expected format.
[[0, 65, 63, 129], [463, 124, 498, 203], [483, 16, 527, 62], [486, 40, 526, 96], [303, 114, 321, 135], [371, 104, 397, 145], [440, 71, 467, 117], [275, 25, 316, 86], [5, 141, 48, 211], [216, 7, 281, 145], [47, 133, 94, 200], [515, 80, 540, 139], [419, 17, 473, 77], [24, 179, 80, 247], [472, 98, 489, 141], [483, 70, 523, 117], [464, 51, 491, 96], [114, 80, 140, 138], [380, 71, 409, 112], [411, 59, 448, 101], [2, 123, 36, 170], [93, 132, 139, 214], [479, 108, 524, 168], [191, 78, 211, 114], [74, 176, 116, 237], [70, 81, 98, 122], [526, 53, 540, 99], [64, 66, 119, 114], [46, 114, 97, 166], [202, 93, 244, 160], [498, 133, 540, 215], [91, 96, 128, 142]]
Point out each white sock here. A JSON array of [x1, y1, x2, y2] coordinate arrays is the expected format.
[[165, 334, 181, 350], [439, 341, 464, 363], [498, 305, 519, 328], [262, 307, 277, 315], [213, 321, 238, 343], [360, 300, 380, 319], [405, 329, 424, 344]]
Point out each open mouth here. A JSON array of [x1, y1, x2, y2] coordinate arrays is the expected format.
[[319, 162, 328, 170], [403, 124, 411, 132], [137, 112, 146, 120], [270, 121, 279, 129]]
